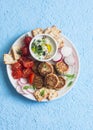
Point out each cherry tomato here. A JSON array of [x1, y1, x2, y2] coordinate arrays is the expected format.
[[11, 62, 22, 71], [29, 73, 35, 84], [21, 46, 30, 56], [23, 68, 33, 78], [23, 61, 34, 68], [12, 70, 23, 79], [24, 36, 32, 46]]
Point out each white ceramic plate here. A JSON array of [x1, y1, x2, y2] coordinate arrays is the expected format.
[[6, 31, 80, 102]]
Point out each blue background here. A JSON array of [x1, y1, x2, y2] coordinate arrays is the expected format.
[[0, 0, 93, 130]]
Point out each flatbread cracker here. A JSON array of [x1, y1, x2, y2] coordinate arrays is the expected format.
[[32, 28, 43, 37]]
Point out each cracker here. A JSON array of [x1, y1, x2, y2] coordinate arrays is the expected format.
[[4, 54, 17, 64], [34, 87, 49, 102], [47, 89, 58, 100], [32, 28, 43, 37]]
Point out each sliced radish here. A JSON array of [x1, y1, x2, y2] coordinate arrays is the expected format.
[[17, 80, 25, 87], [64, 54, 75, 66], [52, 52, 62, 62], [16, 86, 24, 94], [27, 89, 34, 94], [20, 78, 27, 84], [61, 46, 72, 57], [22, 89, 32, 95]]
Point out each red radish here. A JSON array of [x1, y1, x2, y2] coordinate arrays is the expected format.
[[64, 54, 75, 66], [52, 52, 62, 62], [27, 89, 34, 94], [17, 79, 26, 87], [16, 86, 24, 94], [61, 46, 72, 57], [20, 78, 27, 84], [22, 89, 32, 95]]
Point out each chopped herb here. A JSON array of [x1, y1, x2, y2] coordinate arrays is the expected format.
[[43, 51, 46, 55], [42, 38, 46, 42], [37, 40, 41, 42], [40, 89, 45, 96], [67, 81, 73, 87], [43, 63, 46, 68]]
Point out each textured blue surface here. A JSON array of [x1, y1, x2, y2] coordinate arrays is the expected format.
[[0, 0, 93, 130]]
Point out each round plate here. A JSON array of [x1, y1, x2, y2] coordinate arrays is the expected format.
[[6, 31, 80, 102]]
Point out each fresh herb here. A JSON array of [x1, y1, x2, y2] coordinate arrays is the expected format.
[[32, 85, 36, 90], [40, 89, 45, 96], [42, 38, 46, 42], [37, 40, 41, 42], [67, 81, 73, 87], [43, 51, 46, 56], [23, 86, 30, 90], [43, 63, 46, 68], [23, 85, 36, 90], [64, 74, 75, 80]]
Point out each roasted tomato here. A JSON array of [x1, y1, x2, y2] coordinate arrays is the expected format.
[[24, 36, 32, 46], [12, 70, 23, 79], [11, 62, 22, 71], [29, 73, 35, 84], [23, 68, 33, 78], [23, 61, 34, 68], [21, 46, 30, 56]]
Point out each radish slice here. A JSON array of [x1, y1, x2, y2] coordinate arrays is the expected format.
[[17, 80, 25, 87], [16, 86, 24, 94], [20, 78, 27, 84], [64, 54, 75, 65], [52, 52, 62, 62], [27, 89, 34, 94], [27, 88, 34, 93], [22, 89, 32, 95], [61, 46, 72, 57]]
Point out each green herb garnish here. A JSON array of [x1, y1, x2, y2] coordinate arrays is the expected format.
[[32, 85, 36, 90], [42, 38, 46, 42], [37, 40, 41, 42], [23, 85, 36, 90], [40, 89, 45, 96], [64, 74, 75, 80], [23, 86, 30, 90], [67, 81, 73, 87]]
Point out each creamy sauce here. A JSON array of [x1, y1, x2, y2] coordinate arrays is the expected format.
[[31, 36, 56, 60]]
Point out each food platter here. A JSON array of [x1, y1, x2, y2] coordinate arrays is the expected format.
[[5, 27, 79, 102]]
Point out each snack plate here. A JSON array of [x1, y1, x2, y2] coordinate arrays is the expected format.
[[6, 32, 80, 102]]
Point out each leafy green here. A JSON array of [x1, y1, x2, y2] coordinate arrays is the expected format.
[[32, 85, 36, 90], [40, 89, 45, 96], [23, 85, 36, 90], [64, 74, 75, 80], [23, 86, 30, 90], [67, 81, 73, 87]]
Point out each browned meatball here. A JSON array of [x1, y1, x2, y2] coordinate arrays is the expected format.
[[55, 76, 65, 90], [55, 61, 69, 74], [45, 73, 59, 89], [32, 61, 40, 74], [38, 62, 53, 76], [33, 75, 43, 89]]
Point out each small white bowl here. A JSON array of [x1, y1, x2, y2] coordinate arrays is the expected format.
[[29, 34, 58, 62]]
